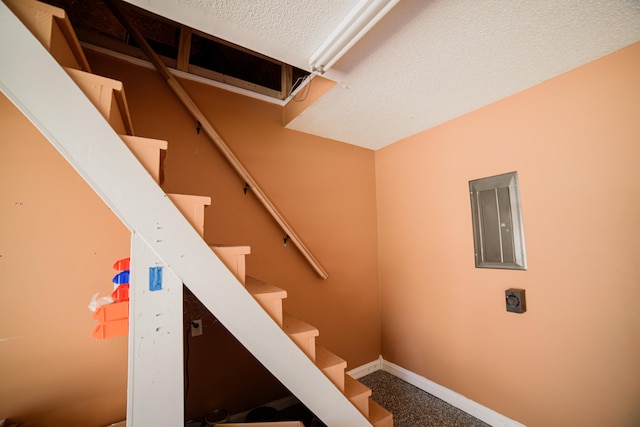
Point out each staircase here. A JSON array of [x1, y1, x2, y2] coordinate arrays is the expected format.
[[0, 1, 392, 426]]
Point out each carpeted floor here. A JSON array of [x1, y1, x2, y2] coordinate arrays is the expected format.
[[358, 370, 490, 427], [273, 370, 490, 426]]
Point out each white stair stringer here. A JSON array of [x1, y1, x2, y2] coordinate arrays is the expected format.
[[0, 5, 372, 426]]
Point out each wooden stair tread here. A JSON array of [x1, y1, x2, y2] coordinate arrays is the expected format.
[[244, 276, 286, 325], [369, 399, 394, 427], [167, 193, 212, 205], [282, 313, 318, 360], [66, 67, 123, 91], [6, 0, 65, 21], [282, 313, 319, 337], [345, 374, 372, 400], [245, 276, 287, 298], [315, 345, 347, 370], [120, 135, 168, 151], [211, 244, 251, 255]]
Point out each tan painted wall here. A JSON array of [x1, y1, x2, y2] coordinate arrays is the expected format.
[[86, 51, 382, 419], [0, 95, 130, 426], [375, 42, 640, 426]]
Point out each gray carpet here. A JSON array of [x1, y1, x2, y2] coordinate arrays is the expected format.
[[359, 370, 490, 427]]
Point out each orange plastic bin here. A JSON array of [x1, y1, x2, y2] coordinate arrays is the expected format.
[[92, 318, 128, 340], [93, 301, 129, 322]]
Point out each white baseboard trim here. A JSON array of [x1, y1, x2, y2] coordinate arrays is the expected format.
[[348, 356, 525, 426], [347, 355, 383, 379], [380, 358, 526, 427]]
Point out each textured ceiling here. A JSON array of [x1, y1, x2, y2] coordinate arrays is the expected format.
[[123, 0, 640, 150]]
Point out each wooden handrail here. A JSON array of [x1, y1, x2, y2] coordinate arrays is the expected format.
[[104, 0, 329, 279]]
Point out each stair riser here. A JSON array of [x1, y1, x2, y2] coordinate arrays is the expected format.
[[350, 395, 369, 417], [254, 297, 283, 326], [167, 194, 211, 238], [211, 246, 250, 285], [290, 335, 316, 360], [120, 136, 167, 185], [369, 400, 394, 427], [69, 72, 125, 133], [321, 366, 345, 392], [244, 278, 287, 328]]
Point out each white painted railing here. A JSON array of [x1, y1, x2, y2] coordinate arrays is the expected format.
[[0, 4, 370, 426]]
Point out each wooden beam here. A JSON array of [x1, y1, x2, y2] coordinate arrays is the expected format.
[[176, 25, 191, 72], [103, 0, 329, 280], [281, 64, 293, 100]]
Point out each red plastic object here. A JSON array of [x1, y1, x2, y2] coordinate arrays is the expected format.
[[92, 319, 128, 340], [113, 257, 130, 271], [93, 301, 129, 322], [111, 284, 129, 302]]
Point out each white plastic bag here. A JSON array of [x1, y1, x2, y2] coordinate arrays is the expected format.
[[88, 292, 114, 312]]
